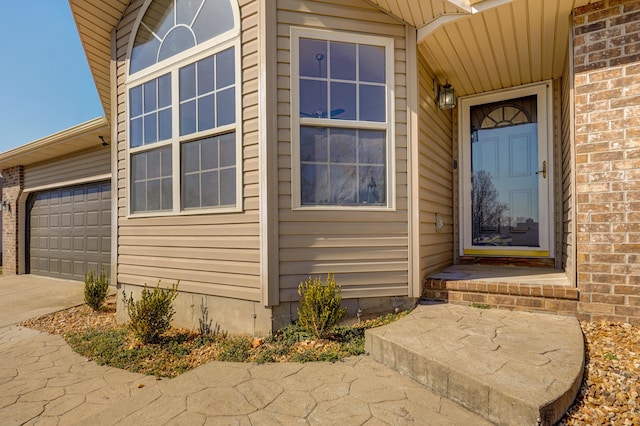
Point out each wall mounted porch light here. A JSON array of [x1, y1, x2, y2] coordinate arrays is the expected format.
[[437, 82, 456, 110], [1, 200, 11, 212]]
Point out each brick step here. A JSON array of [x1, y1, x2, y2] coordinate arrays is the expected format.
[[423, 265, 579, 315]]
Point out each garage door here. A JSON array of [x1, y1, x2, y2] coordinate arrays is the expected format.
[[28, 181, 111, 281]]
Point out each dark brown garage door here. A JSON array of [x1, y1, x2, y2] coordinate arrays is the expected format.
[[28, 181, 111, 281]]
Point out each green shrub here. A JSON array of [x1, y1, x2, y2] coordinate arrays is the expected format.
[[122, 282, 178, 344], [84, 270, 110, 311], [297, 273, 347, 339], [217, 336, 251, 362]]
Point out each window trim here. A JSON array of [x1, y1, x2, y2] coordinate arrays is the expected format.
[[125, 1, 242, 218], [290, 27, 396, 211]]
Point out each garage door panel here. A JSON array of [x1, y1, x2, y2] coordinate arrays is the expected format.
[[74, 212, 84, 226], [87, 211, 99, 226], [28, 181, 111, 281], [49, 236, 59, 250], [61, 213, 72, 227], [102, 237, 111, 252], [49, 192, 61, 206], [38, 258, 48, 271], [60, 237, 72, 251], [61, 190, 72, 204], [61, 260, 72, 275], [87, 237, 99, 252], [73, 237, 84, 251]]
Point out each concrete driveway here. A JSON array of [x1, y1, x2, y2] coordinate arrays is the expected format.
[[0, 275, 84, 327]]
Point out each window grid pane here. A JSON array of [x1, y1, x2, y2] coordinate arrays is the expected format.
[[129, 74, 172, 148], [179, 47, 235, 137], [299, 39, 386, 123], [131, 146, 173, 213], [181, 133, 236, 209], [300, 127, 385, 206]]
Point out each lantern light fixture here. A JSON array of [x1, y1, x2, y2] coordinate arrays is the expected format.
[[437, 82, 456, 110]]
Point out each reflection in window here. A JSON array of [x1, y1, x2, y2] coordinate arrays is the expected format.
[[131, 147, 173, 212], [300, 127, 385, 205], [129, 74, 172, 148], [181, 133, 236, 208], [299, 38, 386, 122], [130, 0, 235, 74], [295, 32, 391, 208], [128, 0, 239, 215], [470, 96, 539, 247], [179, 48, 235, 136]]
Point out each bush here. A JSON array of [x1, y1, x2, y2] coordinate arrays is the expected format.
[[122, 282, 178, 344], [217, 336, 251, 362], [297, 273, 347, 339], [84, 270, 110, 311]]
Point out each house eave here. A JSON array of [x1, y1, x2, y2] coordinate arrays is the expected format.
[[0, 117, 110, 170], [368, 0, 594, 97], [68, 0, 130, 123]]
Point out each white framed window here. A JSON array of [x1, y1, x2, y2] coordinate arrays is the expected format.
[[291, 28, 395, 210], [126, 0, 241, 216]]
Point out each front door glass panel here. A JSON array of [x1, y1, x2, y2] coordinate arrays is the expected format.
[[470, 95, 540, 248]]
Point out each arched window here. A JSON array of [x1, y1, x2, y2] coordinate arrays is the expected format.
[[126, 0, 240, 215]]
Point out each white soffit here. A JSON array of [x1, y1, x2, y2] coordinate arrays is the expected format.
[[417, 0, 513, 42], [0, 117, 110, 169], [370, 0, 595, 97]]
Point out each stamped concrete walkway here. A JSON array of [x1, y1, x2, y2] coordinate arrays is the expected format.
[[366, 302, 585, 426], [0, 275, 489, 425]]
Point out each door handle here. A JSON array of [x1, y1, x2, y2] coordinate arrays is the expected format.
[[536, 161, 547, 179]]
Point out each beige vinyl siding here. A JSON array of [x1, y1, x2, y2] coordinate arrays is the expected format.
[[561, 63, 575, 285], [114, 0, 261, 301], [276, 0, 409, 302], [417, 45, 454, 279], [24, 148, 111, 191]]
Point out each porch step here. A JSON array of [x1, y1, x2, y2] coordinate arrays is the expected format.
[[365, 303, 584, 426], [423, 264, 579, 315]]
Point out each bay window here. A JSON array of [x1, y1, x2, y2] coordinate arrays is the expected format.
[[127, 0, 240, 215]]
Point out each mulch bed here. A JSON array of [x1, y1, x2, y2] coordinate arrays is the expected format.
[[560, 321, 640, 425]]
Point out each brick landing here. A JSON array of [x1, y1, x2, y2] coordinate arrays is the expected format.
[[423, 265, 579, 316]]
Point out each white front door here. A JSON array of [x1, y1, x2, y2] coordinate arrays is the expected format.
[[460, 82, 553, 257]]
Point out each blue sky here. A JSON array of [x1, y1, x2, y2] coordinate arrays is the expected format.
[[0, 1, 103, 153]]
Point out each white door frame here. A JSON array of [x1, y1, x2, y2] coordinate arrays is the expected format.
[[458, 81, 554, 258]]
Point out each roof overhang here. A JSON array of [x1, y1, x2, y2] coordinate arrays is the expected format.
[[0, 117, 110, 170], [368, 0, 594, 97], [68, 0, 130, 123], [70, 0, 597, 111]]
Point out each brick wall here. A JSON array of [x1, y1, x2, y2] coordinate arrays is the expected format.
[[1, 166, 24, 275], [574, 0, 640, 324]]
